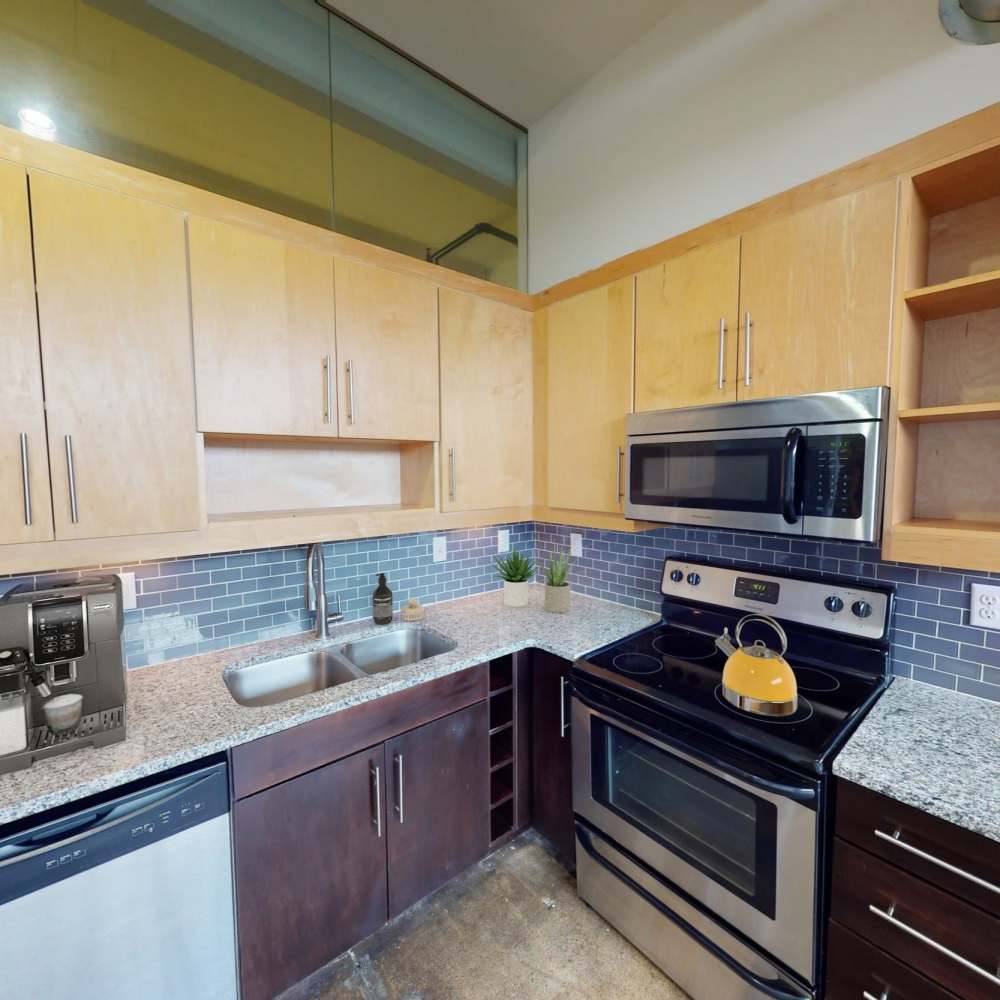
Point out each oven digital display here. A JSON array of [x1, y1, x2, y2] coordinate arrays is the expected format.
[[734, 577, 780, 605]]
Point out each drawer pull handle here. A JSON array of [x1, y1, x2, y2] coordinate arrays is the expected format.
[[862, 991, 889, 1000], [874, 827, 1000, 896], [868, 902, 1000, 987]]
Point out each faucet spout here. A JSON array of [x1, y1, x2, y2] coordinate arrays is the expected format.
[[306, 543, 343, 639]]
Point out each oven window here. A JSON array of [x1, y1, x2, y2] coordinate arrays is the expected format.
[[629, 437, 784, 512], [591, 719, 777, 917]]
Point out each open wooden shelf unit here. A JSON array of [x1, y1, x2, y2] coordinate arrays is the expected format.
[[884, 137, 1000, 571]]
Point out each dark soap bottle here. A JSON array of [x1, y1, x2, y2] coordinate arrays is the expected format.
[[373, 573, 393, 625]]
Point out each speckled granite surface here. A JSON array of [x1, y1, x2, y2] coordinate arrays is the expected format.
[[834, 678, 1000, 842], [0, 588, 654, 826]]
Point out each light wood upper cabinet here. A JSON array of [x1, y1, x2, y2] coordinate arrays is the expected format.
[[439, 289, 532, 511], [29, 172, 203, 540], [189, 217, 337, 436], [0, 161, 53, 545], [334, 258, 439, 442], [635, 237, 741, 411], [737, 182, 897, 400], [544, 278, 633, 513]]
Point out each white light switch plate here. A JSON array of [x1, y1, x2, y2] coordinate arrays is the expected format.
[[570, 532, 583, 558], [432, 535, 447, 563], [970, 582, 1000, 630], [497, 529, 510, 553], [119, 571, 137, 610]]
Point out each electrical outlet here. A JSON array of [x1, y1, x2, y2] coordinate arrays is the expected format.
[[497, 529, 510, 553], [970, 583, 1000, 630], [570, 532, 583, 558], [119, 571, 137, 610], [432, 535, 447, 563]]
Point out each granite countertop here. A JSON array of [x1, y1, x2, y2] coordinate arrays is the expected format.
[[834, 678, 1000, 843], [0, 587, 655, 826]]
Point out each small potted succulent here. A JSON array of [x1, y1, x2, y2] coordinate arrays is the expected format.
[[495, 550, 535, 608], [543, 552, 571, 613]]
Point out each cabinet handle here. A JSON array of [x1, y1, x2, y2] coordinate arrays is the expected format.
[[559, 675, 570, 738], [717, 318, 726, 390], [393, 751, 404, 823], [616, 447, 625, 504], [323, 355, 333, 424], [370, 762, 382, 838], [743, 312, 752, 388], [448, 448, 457, 502], [874, 827, 1000, 895], [345, 360, 356, 425], [862, 991, 889, 1000], [64, 435, 79, 524], [19, 433, 31, 527], [868, 902, 1000, 987]]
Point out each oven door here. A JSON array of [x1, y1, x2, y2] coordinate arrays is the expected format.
[[572, 693, 818, 981], [625, 427, 804, 535]]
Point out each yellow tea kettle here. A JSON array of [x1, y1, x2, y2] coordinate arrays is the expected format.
[[715, 614, 798, 717]]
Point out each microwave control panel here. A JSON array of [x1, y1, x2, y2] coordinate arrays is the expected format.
[[802, 434, 865, 519], [31, 598, 87, 665]]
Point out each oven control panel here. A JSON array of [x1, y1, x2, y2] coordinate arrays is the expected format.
[[661, 559, 890, 641], [31, 598, 88, 666]]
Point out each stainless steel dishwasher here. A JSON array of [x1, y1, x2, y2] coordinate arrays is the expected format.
[[0, 760, 238, 999]]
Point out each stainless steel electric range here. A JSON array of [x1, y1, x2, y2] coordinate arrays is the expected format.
[[572, 556, 894, 1000]]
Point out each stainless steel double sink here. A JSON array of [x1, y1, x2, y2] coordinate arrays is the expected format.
[[224, 628, 458, 708]]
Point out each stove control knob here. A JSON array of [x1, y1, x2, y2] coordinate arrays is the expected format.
[[824, 595, 844, 613], [669, 569, 684, 583], [687, 572, 701, 586], [852, 600, 873, 619]]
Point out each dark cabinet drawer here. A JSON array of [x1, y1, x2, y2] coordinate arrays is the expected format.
[[832, 838, 1000, 1000], [836, 778, 1000, 917], [826, 920, 959, 1000]]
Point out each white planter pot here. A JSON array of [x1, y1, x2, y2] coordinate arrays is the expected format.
[[503, 581, 530, 607], [544, 584, 571, 614]]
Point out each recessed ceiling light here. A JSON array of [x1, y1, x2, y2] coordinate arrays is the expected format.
[[17, 108, 56, 140]]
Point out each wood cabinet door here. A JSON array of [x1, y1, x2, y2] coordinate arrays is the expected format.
[[635, 237, 741, 411], [439, 288, 532, 511], [738, 182, 897, 400], [0, 161, 52, 545], [385, 700, 489, 917], [188, 216, 337, 436], [545, 277, 633, 513], [530, 651, 575, 863], [29, 172, 203, 539], [233, 745, 389, 1000], [334, 257, 439, 441]]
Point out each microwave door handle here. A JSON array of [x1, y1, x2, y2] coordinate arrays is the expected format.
[[781, 428, 803, 525]]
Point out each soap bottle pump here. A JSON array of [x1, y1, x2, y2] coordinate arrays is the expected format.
[[373, 573, 393, 625]]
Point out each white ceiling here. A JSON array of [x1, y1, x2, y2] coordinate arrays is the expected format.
[[326, 1, 678, 125]]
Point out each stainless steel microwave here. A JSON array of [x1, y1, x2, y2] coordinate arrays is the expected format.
[[625, 387, 889, 542]]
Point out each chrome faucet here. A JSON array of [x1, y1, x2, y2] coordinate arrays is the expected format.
[[305, 543, 343, 639]]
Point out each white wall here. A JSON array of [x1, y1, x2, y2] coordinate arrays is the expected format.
[[528, 0, 1000, 291]]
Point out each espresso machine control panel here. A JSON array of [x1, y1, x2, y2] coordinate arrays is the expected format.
[[31, 598, 88, 666]]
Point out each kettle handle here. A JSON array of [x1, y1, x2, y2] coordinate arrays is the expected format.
[[734, 614, 788, 657]]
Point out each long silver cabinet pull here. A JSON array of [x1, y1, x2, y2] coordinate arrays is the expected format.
[[616, 447, 625, 504], [743, 312, 753, 388], [64, 435, 79, 524], [448, 448, 457, 501], [370, 762, 382, 838], [393, 752, 404, 823], [19, 433, 31, 526], [717, 318, 727, 390], [559, 676, 569, 738], [323, 355, 333, 424], [868, 902, 1000, 987], [874, 827, 1000, 895], [862, 991, 889, 1000], [345, 360, 356, 425]]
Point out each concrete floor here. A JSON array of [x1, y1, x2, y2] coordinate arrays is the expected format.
[[283, 831, 688, 1000]]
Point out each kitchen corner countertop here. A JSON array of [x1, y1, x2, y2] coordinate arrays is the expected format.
[[0, 587, 655, 826], [834, 678, 1000, 843]]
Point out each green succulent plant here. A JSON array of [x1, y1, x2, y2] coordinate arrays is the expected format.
[[545, 552, 570, 587], [495, 550, 535, 583]]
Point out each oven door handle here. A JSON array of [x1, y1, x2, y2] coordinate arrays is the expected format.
[[576, 824, 813, 1000], [781, 427, 803, 525], [574, 689, 817, 805]]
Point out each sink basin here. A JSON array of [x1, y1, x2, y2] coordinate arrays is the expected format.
[[224, 650, 363, 707], [338, 628, 458, 675]]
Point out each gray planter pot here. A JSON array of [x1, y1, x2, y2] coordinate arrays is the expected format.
[[503, 581, 530, 607], [544, 584, 571, 613]]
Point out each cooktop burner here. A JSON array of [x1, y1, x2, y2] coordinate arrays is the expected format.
[[612, 653, 662, 675], [651, 628, 718, 661], [792, 667, 840, 693], [713, 685, 815, 725]]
